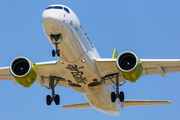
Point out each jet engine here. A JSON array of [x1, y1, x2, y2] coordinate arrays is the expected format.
[[116, 51, 142, 82], [9, 57, 37, 87]]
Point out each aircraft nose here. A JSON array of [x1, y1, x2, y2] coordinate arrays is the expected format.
[[42, 8, 66, 34], [42, 9, 65, 23]]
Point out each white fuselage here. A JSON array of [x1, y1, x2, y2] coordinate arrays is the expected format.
[[42, 4, 122, 116]]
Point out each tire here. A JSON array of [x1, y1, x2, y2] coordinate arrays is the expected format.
[[111, 92, 116, 102], [119, 91, 124, 102], [57, 50, 60, 57], [52, 50, 56, 57], [46, 95, 51, 105], [55, 95, 60, 105]]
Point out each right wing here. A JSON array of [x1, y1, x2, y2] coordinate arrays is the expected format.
[[0, 61, 70, 88]]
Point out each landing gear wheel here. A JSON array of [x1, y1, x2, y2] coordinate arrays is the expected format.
[[55, 95, 60, 105], [108, 74, 126, 103], [52, 50, 56, 57], [50, 34, 61, 58], [57, 50, 60, 57], [45, 76, 63, 106], [46, 95, 52, 105], [111, 92, 116, 102], [119, 91, 124, 102]]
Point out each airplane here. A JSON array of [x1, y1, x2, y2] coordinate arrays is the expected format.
[[0, 4, 179, 116]]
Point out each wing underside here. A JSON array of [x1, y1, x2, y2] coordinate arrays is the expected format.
[[1, 58, 180, 87], [0, 61, 70, 87], [94, 58, 180, 85]]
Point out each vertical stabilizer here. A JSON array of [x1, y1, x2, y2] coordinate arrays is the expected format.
[[112, 49, 118, 59]]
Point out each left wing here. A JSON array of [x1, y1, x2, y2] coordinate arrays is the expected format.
[[94, 58, 180, 85], [0, 61, 70, 88]]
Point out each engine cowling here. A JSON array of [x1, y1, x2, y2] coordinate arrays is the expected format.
[[9, 57, 37, 87], [116, 51, 142, 82]]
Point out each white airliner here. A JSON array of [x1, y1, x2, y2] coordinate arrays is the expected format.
[[0, 4, 180, 116]]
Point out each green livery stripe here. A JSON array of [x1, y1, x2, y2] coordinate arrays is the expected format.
[[112, 49, 118, 59], [60, 34, 63, 41]]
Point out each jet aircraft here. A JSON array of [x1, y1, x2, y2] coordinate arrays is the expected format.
[[0, 4, 179, 116]]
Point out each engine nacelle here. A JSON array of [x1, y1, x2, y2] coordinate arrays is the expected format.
[[9, 57, 37, 87], [116, 51, 142, 82]]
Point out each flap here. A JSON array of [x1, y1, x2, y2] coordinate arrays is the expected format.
[[141, 59, 180, 77]]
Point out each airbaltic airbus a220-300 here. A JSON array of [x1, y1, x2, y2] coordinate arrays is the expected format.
[[0, 4, 180, 116]]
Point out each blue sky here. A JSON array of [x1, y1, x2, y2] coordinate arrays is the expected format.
[[0, 0, 180, 120]]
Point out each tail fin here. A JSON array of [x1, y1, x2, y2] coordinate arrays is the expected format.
[[121, 100, 171, 107], [112, 49, 118, 59]]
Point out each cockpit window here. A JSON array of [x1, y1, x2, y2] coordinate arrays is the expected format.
[[53, 6, 63, 9], [64, 7, 70, 14], [45, 6, 70, 14], [45, 6, 53, 10]]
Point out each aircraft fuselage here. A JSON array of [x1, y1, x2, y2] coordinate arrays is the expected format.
[[42, 4, 122, 115]]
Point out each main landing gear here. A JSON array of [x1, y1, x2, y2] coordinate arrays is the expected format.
[[109, 73, 126, 102], [50, 34, 61, 57], [45, 76, 62, 105]]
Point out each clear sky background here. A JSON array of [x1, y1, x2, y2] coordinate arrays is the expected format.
[[0, 0, 180, 120]]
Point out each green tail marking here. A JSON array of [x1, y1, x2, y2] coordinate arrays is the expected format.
[[112, 49, 118, 59]]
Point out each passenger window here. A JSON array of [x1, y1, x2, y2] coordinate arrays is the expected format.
[[54, 6, 63, 9], [64, 7, 70, 14]]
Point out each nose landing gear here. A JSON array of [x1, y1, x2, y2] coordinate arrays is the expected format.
[[50, 34, 61, 57], [52, 49, 60, 57]]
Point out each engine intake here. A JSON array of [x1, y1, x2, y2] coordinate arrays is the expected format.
[[10, 57, 37, 87], [118, 53, 137, 71], [11, 58, 30, 76], [116, 51, 142, 82]]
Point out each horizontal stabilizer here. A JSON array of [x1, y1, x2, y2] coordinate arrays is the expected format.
[[121, 100, 171, 107], [62, 103, 92, 109]]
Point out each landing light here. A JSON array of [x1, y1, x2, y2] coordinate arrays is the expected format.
[[81, 59, 86, 63]]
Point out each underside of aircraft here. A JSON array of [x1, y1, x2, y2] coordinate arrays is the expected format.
[[0, 4, 178, 116]]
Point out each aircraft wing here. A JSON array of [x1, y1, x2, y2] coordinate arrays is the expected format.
[[94, 58, 180, 85], [0, 61, 70, 88]]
